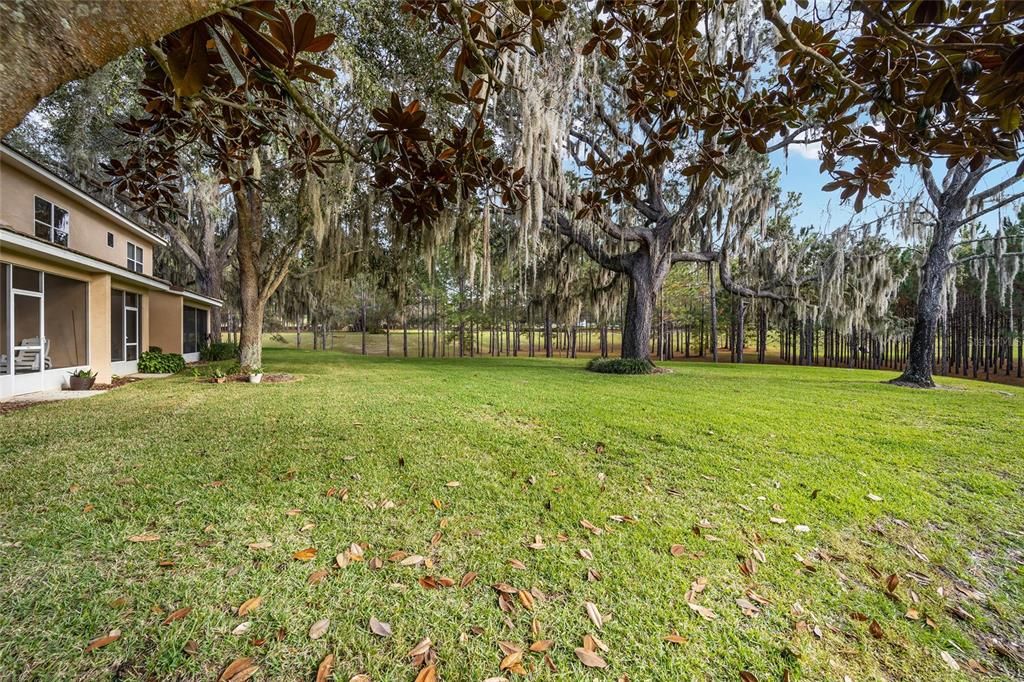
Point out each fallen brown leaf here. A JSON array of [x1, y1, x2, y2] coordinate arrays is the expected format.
[[238, 597, 262, 617], [219, 657, 259, 682], [84, 629, 121, 653], [369, 616, 392, 638], [309, 618, 330, 640], [162, 607, 192, 625], [316, 654, 334, 682], [293, 547, 317, 561], [664, 631, 688, 645], [575, 647, 607, 668]]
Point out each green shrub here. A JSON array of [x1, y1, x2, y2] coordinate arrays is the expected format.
[[138, 350, 186, 374], [586, 357, 654, 375], [200, 342, 239, 361]]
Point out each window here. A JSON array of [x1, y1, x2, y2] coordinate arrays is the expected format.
[[127, 242, 143, 273], [107, 232, 114, 247], [183, 305, 209, 354], [111, 289, 141, 362], [34, 196, 69, 247]]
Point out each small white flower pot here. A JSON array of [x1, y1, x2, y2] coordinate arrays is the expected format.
[[248, 373, 263, 384]]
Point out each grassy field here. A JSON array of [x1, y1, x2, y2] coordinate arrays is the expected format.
[[1, 350, 1022, 680]]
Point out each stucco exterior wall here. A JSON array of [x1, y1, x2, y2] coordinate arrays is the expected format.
[[149, 290, 183, 354], [0, 160, 158, 274]]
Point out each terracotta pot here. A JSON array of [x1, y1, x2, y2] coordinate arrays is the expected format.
[[68, 375, 96, 390], [213, 377, 226, 384]]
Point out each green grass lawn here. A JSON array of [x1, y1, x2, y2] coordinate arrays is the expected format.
[[1, 350, 1022, 681]]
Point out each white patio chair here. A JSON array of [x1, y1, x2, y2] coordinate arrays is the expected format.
[[13, 338, 51, 372]]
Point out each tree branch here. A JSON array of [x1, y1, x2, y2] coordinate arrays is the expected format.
[[958, 190, 1024, 227], [546, 213, 630, 273]]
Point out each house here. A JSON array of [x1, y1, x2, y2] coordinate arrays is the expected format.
[[0, 144, 221, 398]]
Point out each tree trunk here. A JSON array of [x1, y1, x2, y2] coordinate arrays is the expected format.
[[621, 249, 668, 363], [235, 188, 263, 370], [0, 0, 246, 136], [892, 222, 958, 388]]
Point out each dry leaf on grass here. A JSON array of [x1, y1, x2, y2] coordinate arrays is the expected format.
[[238, 597, 262, 616], [293, 547, 317, 561], [940, 651, 960, 671], [460, 571, 478, 588], [736, 598, 760, 617], [308, 569, 329, 584], [687, 602, 717, 621], [309, 618, 330, 640], [369, 616, 392, 638], [128, 534, 160, 543], [575, 647, 607, 668], [585, 602, 603, 629], [161, 607, 192, 625], [219, 657, 259, 682], [664, 631, 688, 645], [500, 649, 524, 672], [84, 629, 121, 652], [232, 622, 252, 636], [316, 654, 334, 682], [248, 541, 272, 550]]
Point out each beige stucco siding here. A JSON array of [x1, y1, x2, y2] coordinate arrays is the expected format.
[[0, 159, 158, 274], [150, 290, 184, 354]]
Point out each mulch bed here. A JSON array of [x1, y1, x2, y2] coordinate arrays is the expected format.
[[0, 401, 45, 416]]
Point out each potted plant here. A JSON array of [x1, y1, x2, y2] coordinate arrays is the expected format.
[[68, 368, 98, 390], [211, 367, 227, 384], [246, 365, 264, 384]]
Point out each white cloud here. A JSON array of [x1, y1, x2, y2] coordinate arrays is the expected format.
[[792, 140, 822, 160]]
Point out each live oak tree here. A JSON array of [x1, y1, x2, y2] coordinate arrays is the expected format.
[[400, 0, 861, 363], [762, 0, 1024, 386], [0, 0, 247, 135]]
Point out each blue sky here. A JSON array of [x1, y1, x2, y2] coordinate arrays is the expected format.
[[769, 144, 1019, 239]]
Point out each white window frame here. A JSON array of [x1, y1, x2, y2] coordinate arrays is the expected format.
[[127, 242, 143, 273], [33, 195, 70, 247]]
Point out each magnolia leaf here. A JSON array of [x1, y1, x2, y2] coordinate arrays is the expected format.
[[369, 616, 392, 638], [84, 629, 121, 653], [293, 547, 317, 561], [161, 607, 192, 625], [309, 618, 330, 640], [574, 647, 607, 668], [316, 654, 334, 682], [219, 657, 259, 682], [238, 597, 262, 616]]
